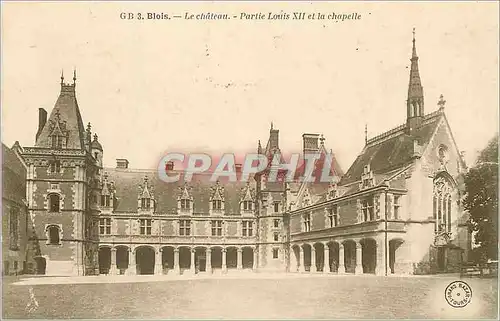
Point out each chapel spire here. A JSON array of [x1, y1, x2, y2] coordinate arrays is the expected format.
[[406, 28, 425, 133]]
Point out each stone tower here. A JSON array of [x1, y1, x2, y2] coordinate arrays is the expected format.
[[19, 71, 101, 275]]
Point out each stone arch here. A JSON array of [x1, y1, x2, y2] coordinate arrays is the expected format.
[[226, 246, 238, 270], [343, 240, 357, 274], [210, 246, 223, 270], [291, 244, 300, 272], [178, 246, 192, 274], [327, 241, 340, 272], [115, 245, 129, 274], [160, 246, 175, 273], [135, 245, 156, 275], [193, 246, 208, 273], [98, 246, 112, 274], [389, 238, 405, 274], [360, 238, 377, 274], [313, 243, 325, 272], [301, 243, 312, 272]]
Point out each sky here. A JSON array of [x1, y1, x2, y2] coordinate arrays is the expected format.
[[1, 2, 498, 171]]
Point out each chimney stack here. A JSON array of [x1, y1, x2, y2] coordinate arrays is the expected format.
[[165, 161, 174, 171], [116, 158, 129, 169], [302, 133, 320, 155], [36, 108, 47, 141]]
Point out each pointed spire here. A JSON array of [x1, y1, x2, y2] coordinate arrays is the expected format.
[[93, 133, 98, 141], [73, 68, 77, 85], [407, 27, 425, 130], [257, 140, 263, 154], [60, 69, 64, 85], [270, 121, 274, 131]]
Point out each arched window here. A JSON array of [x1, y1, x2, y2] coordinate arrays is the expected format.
[[49, 194, 60, 212], [47, 225, 61, 244], [433, 176, 454, 233]]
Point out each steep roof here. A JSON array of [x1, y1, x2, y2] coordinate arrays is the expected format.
[[104, 167, 256, 215], [340, 111, 443, 185], [2, 143, 27, 204], [35, 79, 86, 150]]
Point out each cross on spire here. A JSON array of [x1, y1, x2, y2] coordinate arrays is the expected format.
[[438, 94, 446, 109]]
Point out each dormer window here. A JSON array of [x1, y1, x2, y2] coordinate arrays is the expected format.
[[243, 200, 253, 211], [240, 182, 256, 214], [212, 200, 222, 210], [138, 176, 155, 213], [101, 195, 110, 207], [141, 198, 151, 210], [209, 181, 225, 215], [181, 199, 191, 210], [360, 164, 374, 190], [100, 172, 115, 211], [51, 135, 63, 149]]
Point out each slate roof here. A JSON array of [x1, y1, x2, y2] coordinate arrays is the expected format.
[[340, 111, 443, 186], [2, 143, 27, 204], [104, 167, 256, 215], [35, 82, 86, 150]]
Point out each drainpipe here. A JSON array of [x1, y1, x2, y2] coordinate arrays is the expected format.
[[384, 185, 389, 276]]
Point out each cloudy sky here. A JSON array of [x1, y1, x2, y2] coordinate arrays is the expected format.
[[2, 2, 498, 170]]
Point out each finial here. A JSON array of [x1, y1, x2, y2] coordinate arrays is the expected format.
[[73, 68, 77, 84], [438, 94, 446, 110], [60, 69, 64, 84], [93, 133, 98, 141], [270, 121, 274, 130], [411, 27, 418, 59], [320, 134, 325, 146], [412, 27, 416, 42], [365, 124, 368, 144]]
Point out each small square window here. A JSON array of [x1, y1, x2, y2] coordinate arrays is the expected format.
[[272, 248, 279, 259], [273, 233, 279, 242], [274, 203, 279, 213]]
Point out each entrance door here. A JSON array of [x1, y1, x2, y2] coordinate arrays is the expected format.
[[437, 247, 446, 272]]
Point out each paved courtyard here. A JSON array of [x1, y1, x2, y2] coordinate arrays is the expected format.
[[3, 274, 498, 319]]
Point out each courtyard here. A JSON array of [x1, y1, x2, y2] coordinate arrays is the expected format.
[[2, 274, 498, 319]]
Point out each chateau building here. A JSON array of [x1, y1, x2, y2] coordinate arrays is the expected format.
[[7, 33, 470, 276]]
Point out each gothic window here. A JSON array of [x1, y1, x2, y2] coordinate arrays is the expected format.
[[212, 200, 222, 210], [303, 213, 311, 232], [211, 220, 223, 236], [181, 199, 191, 210], [433, 176, 454, 233], [49, 160, 61, 174], [209, 181, 225, 214], [141, 198, 151, 210], [49, 194, 60, 212], [438, 144, 450, 167], [327, 205, 339, 227], [242, 221, 253, 237], [179, 220, 191, 236], [243, 201, 253, 211], [240, 182, 255, 214], [361, 198, 374, 222], [9, 208, 19, 250], [140, 219, 152, 235], [138, 176, 155, 212], [101, 195, 110, 207], [47, 225, 61, 245], [178, 183, 193, 213], [99, 218, 111, 235]]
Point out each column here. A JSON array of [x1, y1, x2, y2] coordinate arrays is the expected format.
[[154, 249, 162, 275], [206, 248, 212, 274], [190, 249, 196, 274], [338, 243, 345, 274], [375, 238, 385, 276], [310, 245, 317, 272], [298, 246, 305, 272], [252, 248, 258, 270], [355, 242, 363, 274], [222, 248, 227, 273], [323, 243, 330, 273], [237, 248, 243, 270], [127, 249, 136, 275], [174, 248, 180, 275], [110, 248, 118, 275]]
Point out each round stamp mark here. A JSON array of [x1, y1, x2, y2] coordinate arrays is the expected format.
[[445, 280, 472, 308]]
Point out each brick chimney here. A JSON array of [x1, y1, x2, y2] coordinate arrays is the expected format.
[[302, 133, 320, 155], [116, 158, 129, 169]]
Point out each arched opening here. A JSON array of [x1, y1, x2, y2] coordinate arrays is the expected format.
[[226, 247, 238, 270], [98, 247, 111, 274], [116, 246, 129, 275], [161, 246, 175, 274], [34, 257, 46, 275], [49, 194, 60, 212], [135, 246, 155, 275], [328, 242, 340, 273], [178, 247, 191, 274], [361, 238, 377, 274], [343, 240, 356, 274], [195, 247, 207, 273], [389, 239, 405, 274], [313, 243, 324, 272], [47, 225, 60, 245], [242, 247, 254, 269], [211, 247, 223, 271], [302, 244, 312, 272]]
